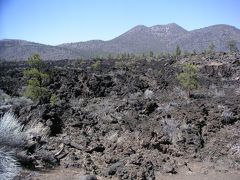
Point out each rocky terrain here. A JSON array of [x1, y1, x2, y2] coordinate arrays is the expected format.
[[0, 52, 240, 179], [1, 23, 240, 61]]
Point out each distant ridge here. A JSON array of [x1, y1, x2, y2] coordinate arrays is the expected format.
[[1, 23, 240, 61], [0, 39, 86, 61]]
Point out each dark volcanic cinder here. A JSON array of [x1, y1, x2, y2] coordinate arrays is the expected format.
[[0, 52, 240, 179]]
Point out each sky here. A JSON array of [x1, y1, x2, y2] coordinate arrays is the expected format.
[[0, 0, 239, 45]]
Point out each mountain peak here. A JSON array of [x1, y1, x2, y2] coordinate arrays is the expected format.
[[124, 23, 187, 38], [155, 23, 180, 28], [1, 24, 240, 61], [127, 25, 148, 33], [149, 23, 187, 34]]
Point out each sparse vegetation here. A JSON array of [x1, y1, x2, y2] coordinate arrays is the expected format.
[[146, 51, 154, 62], [221, 107, 234, 124], [162, 117, 179, 144], [228, 40, 239, 53], [75, 58, 84, 66], [50, 93, 57, 106], [24, 54, 49, 101], [91, 60, 101, 70], [107, 53, 113, 60], [149, 51, 154, 58], [192, 49, 197, 55], [0, 111, 50, 179], [177, 63, 198, 97], [115, 60, 124, 69], [174, 45, 181, 60], [1, 43, 240, 180], [206, 43, 215, 55]]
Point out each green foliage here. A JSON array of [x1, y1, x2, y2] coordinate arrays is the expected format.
[[93, 55, 101, 61], [149, 51, 154, 58], [174, 45, 181, 60], [25, 85, 49, 101], [228, 40, 239, 53], [91, 60, 101, 70], [50, 93, 57, 106], [27, 78, 41, 87], [24, 68, 49, 81], [24, 54, 49, 101], [177, 64, 198, 96], [27, 54, 45, 70], [75, 58, 84, 66], [120, 53, 127, 61], [146, 51, 154, 62]]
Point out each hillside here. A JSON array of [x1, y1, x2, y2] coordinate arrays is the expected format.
[[60, 23, 188, 53], [171, 24, 240, 52], [0, 39, 86, 61], [61, 23, 240, 54], [1, 24, 240, 61]]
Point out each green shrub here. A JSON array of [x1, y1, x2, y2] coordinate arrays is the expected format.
[[91, 60, 101, 70], [50, 93, 57, 106], [24, 54, 49, 101], [177, 64, 198, 97], [24, 68, 49, 82], [27, 54, 45, 70], [173, 45, 181, 60], [75, 58, 84, 66], [25, 85, 49, 101], [115, 60, 124, 69], [149, 51, 154, 58]]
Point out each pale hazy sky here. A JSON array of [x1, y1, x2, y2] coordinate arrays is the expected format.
[[0, 0, 239, 45]]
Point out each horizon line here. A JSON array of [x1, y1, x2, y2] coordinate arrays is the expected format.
[[1, 23, 239, 46]]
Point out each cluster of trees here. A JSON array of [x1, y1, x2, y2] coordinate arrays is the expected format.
[[92, 40, 239, 62], [25, 38, 239, 101], [24, 54, 199, 101]]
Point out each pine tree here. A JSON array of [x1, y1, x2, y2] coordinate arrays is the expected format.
[[24, 54, 49, 101], [178, 64, 198, 97], [174, 45, 181, 60]]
